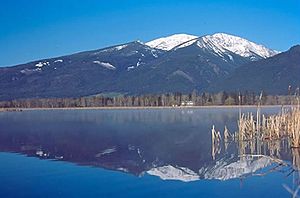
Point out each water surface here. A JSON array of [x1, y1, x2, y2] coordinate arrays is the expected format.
[[0, 107, 296, 197]]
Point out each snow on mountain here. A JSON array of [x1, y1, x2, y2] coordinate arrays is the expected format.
[[147, 165, 200, 182], [146, 33, 278, 60], [147, 155, 278, 182], [200, 156, 273, 180], [146, 34, 198, 51], [198, 33, 279, 59], [93, 44, 129, 54], [35, 61, 50, 68], [115, 44, 128, 51], [54, 59, 63, 63], [93, 61, 116, 70], [95, 147, 117, 157]]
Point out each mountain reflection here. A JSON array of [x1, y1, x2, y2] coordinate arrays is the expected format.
[[0, 108, 297, 182]]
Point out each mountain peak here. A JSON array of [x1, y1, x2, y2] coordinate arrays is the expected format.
[[289, 45, 300, 52], [199, 33, 279, 59], [145, 33, 198, 51], [145, 32, 278, 60]]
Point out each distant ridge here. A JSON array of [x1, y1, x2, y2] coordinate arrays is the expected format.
[[208, 45, 300, 94]]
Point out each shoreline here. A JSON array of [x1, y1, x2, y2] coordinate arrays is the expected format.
[[0, 105, 287, 111]]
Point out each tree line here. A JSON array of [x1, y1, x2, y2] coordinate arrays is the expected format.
[[0, 91, 296, 108]]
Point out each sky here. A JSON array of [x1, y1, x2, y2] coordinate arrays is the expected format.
[[0, 0, 299, 67]]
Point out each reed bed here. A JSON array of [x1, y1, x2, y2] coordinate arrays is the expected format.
[[212, 105, 300, 148], [237, 106, 300, 147]]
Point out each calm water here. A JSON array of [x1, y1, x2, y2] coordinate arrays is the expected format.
[[0, 107, 297, 197]]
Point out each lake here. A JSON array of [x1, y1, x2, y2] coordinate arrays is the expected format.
[[0, 107, 297, 197]]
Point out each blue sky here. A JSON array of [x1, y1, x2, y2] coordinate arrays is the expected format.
[[0, 0, 299, 67]]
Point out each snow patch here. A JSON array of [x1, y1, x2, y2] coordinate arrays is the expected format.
[[115, 44, 128, 51], [93, 61, 116, 70], [117, 167, 129, 172], [93, 44, 128, 54], [151, 50, 159, 58], [127, 66, 135, 71], [54, 59, 63, 63], [95, 147, 117, 157], [136, 58, 142, 67], [127, 59, 144, 71], [147, 165, 200, 182], [35, 61, 50, 67], [20, 68, 41, 74]]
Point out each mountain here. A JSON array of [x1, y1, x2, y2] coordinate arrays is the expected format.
[[0, 41, 163, 100], [197, 33, 278, 60], [145, 33, 198, 51], [0, 33, 279, 100], [119, 40, 252, 94], [146, 155, 273, 182], [209, 45, 300, 94], [200, 156, 272, 180], [147, 33, 278, 60]]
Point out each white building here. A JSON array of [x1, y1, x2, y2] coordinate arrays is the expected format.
[[181, 101, 194, 106]]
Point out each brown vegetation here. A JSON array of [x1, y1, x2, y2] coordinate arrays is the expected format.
[[212, 93, 300, 148]]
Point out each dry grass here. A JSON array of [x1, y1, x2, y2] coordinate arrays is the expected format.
[[236, 106, 300, 147], [212, 100, 300, 148]]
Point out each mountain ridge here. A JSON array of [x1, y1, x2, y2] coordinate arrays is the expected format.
[[146, 33, 279, 60], [0, 33, 293, 100], [208, 45, 300, 94]]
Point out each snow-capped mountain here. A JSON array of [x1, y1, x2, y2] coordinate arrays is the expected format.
[[145, 34, 198, 51], [0, 32, 290, 100], [146, 155, 279, 182], [197, 33, 279, 60], [146, 33, 278, 60], [200, 156, 273, 180]]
